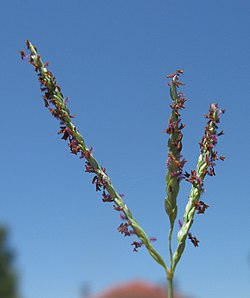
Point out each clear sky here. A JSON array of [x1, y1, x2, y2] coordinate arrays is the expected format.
[[0, 1, 250, 298]]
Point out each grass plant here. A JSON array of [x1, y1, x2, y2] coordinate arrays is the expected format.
[[21, 41, 225, 298]]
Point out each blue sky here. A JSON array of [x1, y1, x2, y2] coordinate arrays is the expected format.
[[0, 1, 250, 298]]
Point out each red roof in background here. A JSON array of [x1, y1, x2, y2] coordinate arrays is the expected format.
[[92, 280, 185, 298]]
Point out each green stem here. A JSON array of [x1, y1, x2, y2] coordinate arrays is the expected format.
[[168, 225, 174, 270], [167, 274, 174, 298]]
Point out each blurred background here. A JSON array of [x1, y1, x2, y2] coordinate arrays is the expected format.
[[0, 1, 250, 297]]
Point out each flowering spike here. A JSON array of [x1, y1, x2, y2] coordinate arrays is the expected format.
[[164, 71, 187, 271], [21, 40, 168, 273], [165, 73, 186, 222], [172, 103, 224, 271]]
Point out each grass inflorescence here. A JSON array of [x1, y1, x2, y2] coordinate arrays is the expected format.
[[21, 41, 225, 298]]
